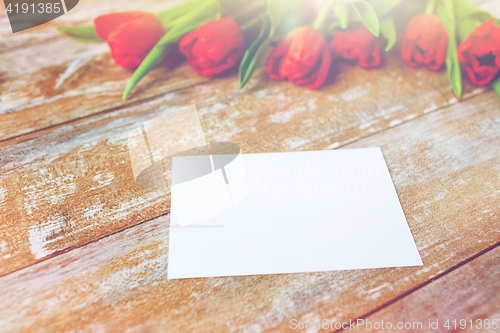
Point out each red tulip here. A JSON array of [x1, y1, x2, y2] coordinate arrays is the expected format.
[[267, 26, 331, 89], [457, 18, 500, 86], [401, 14, 448, 71], [329, 26, 382, 68], [179, 17, 245, 77], [95, 12, 165, 69]]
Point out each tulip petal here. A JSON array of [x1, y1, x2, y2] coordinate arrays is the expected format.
[[95, 12, 155, 40], [107, 19, 165, 55], [427, 32, 447, 71], [288, 27, 322, 69], [102, 13, 165, 69], [330, 27, 381, 69], [179, 30, 198, 61], [267, 34, 293, 80], [268, 26, 332, 88], [359, 39, 381, 68], [307, 46, 332, 89], [180, 17, 245, 77]]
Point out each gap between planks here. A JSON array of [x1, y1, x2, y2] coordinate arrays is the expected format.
[[334, 239, 500, 333]]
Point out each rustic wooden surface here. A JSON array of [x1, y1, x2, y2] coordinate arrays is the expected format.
[[348, 246, 500, 332], [0, 0, 499, 332]]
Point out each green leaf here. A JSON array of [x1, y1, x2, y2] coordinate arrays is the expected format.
[[237, 0, 294, 89], [455, 0, 491, 21], [380, 15, 396, 51], [239, 13, 272, 88], [492, 76, 500, 98], [350, 1, 379, 36], [123, 0, 220, 100], [57, 26, 104, 43], [454, 0, 491, 40], [444, 49, 462, 98], [344, 0, 401, 35], [333, 2, 349, 29], [436, 0, 462, 97]]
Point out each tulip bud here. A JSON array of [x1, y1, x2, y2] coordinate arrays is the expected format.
[[330, 26, 382, 69], [457, 18, 500, 86], [95, 12, 165, 69], [401, 14, 448, 71], [179, 17, 245, 77], [267, 26, 331, 90]]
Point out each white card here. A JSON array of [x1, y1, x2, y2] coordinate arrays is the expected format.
[[168, 148, 422, 279]]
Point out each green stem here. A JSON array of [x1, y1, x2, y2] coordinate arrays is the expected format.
[[425, 0, 437, 14], [240, 16, 261, 30], [123, 0, 220, 99], [313, 0, 333, 30]]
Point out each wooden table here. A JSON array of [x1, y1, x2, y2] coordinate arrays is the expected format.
[[1, 0, 500, 332]]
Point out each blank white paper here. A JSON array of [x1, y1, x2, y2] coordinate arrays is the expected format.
[[168, 148, 422, 279]]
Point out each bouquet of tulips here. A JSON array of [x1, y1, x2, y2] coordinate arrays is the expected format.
[[59, 0, 500, 100]]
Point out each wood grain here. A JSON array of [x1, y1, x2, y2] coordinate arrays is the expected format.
[[0, 0, 496, 141], [346, 245, 500, 332], [0, 51, 487, 277], [0, 91, 499, 332]]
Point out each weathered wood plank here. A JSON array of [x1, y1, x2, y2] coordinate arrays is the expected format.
[[0, 0, 186, 51], [0, 91, 499, 332], [0, 52, 485, 276], [1, 0, 499, 330], [346, 245, 500, 333]]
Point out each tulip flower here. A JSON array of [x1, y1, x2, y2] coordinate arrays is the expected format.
[[179, 17, 245, 77], [401, 14, 448, 71], [330, 26, 382, 69], [267, 26, 331, 89], [457, 18, 500, 86], [95, 12, 165, 69]]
